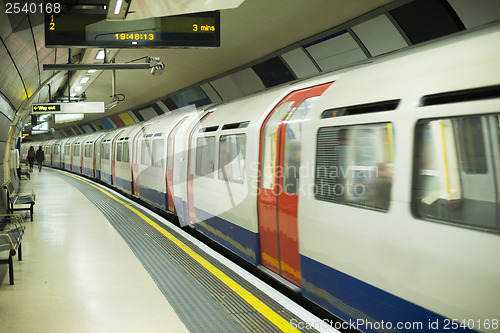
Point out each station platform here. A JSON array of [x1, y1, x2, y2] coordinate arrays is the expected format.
[[0, 168, 337, 333]]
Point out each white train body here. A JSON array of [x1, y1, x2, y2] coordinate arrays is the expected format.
[[24, 23, 500, 332]]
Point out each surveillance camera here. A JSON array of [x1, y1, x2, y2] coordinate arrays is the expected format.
[[151, 62, 165, 76], [105, 99, 119, 110]]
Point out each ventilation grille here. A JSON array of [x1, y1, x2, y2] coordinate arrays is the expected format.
[[421, 84, 500, 106], [321, 99, 400, 119], [315, 127, 341, 203], [200, 126, 219, 133], [222, 121, 249, 130]]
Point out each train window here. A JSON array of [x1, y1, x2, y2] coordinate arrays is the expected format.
[[261, 101, 295, 189], [152, 139, 164, 168], [116, 142, 123, 162], [122, 142, 129, 163], [102, 143, 110, 160], [283, 96, 319, 193], [413, 114, 500, 232], [195, 136, 216, 177], [219, 134, 246, 183], [315, 123, 394, 211], [141, 140, 151, 165], [455, 117, 487, 174], [73, 144, 80, 157]]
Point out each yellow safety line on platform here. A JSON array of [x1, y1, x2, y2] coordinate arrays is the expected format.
[[53, 170, 296, 333]]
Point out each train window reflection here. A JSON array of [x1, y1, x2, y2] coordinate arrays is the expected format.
[[140, 140, 151, 165], [315, 122, 394, 211], [219, 134, 246, 183], [152, 139, 164, 167], [413, 114, 500, 232], [116, 142, 123, 162], [261, 101, 294, 190], [122, 142, 129, 163], [196, 136, 216, 176]]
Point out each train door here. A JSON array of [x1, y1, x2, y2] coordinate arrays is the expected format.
[[111, 130, 124, 185], [131, 124, 148, 195], [257, 82, 332, 286], [186, 112, 213, 226], [166, 116, 189, 213]]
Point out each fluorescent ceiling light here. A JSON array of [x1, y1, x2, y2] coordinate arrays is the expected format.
[[74, 86, 83, 92], [95, 50, 105, 60], [87, 69, 97, 74], [55, 114, 84, 124], [70, 93, 77, 97], [114, 0, 123, 14], [80, 77, 90, 84]]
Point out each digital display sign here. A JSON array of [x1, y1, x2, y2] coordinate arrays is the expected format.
[[33, 104, 61, 112], [45, 9, 220, 48], [32, 102, 105, 114]]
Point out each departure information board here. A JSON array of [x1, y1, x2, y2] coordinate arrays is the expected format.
[[45, 9, 220, 48]]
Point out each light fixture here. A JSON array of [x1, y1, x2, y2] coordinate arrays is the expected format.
[[80, 77, 90, 84], [87, 69, 97, 74], [74, 86, 83, 92], [95, 50, 105, 60], [113, 0, 123, 14], [55, 114, 85, 124], [106, 0, 131, 20]]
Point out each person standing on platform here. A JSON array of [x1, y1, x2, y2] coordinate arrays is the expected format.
[[27, 146, 36, 172], [35, 145, 45, 172]]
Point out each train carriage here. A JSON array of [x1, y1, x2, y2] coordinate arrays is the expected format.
[[62, 136, 79, 171], [113, 123, 142, 194], [20, 142, 29, 164], [298, 23, 500, 332], [134, 109, 201, 210], [82, 132, 105, 178], [99, 129, 123, 185], [21, 22, 500, 333], [52, 138, 69, 169], [71, 135, 91, 174], [168, 106, 214, 223], [43, 139, 57, 167]]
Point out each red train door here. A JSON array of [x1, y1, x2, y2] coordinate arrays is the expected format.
[[166, 116, 189, 213], [257, 82, 333, 286]]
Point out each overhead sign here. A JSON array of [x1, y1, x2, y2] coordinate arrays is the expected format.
[[33, 104, 61, 113], [32, 102, 105, 114], [45, 9, 220, 48]]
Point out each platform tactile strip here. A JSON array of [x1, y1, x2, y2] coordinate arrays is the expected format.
[[52, 170, 321, 333]]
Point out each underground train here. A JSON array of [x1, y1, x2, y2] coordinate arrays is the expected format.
[[22, 22, 500, 332]]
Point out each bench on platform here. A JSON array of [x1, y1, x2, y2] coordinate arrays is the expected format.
[[0, 214, 26, 285], [3, 181, 35, 222], [17, 166, 30, 180]]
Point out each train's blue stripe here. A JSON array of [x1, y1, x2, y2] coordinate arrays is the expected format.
[[138, 185, 167, 210], [173, 196, 188, 225], [115, 176, 133, 194], [102, 172, 112, 184], [300, 255, 476, 332], [194, 207, 259, 265], [83, 167, 94, 178]]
